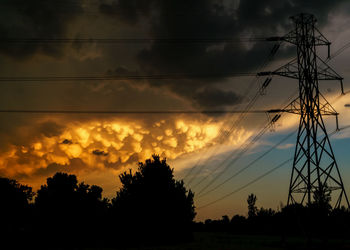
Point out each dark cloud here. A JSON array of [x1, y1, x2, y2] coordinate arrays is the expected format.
[[0, 0, 83, 59], [38, 121, 64, 138], [106, 66, 140, 76], [100, 0, 347, 108], [235, 0, 349, 34], [99, 0, 154, 24], [0, 0, 346, 109], [92, 149, 109, 156], [33, 159, 87, 178], [61, 139, 73, 145], [193, 86, 242, 108], [0, 118, 63, 153], [101, 0, 347, 73]]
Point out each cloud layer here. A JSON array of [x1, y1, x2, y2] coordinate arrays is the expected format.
[[1, 1, 350, 214], [0, 115, 253, 181]]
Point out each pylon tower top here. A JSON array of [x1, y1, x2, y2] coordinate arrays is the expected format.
[[290, 13, 317, 24]]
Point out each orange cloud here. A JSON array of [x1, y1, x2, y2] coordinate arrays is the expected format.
[[0, 115, 254, 193]]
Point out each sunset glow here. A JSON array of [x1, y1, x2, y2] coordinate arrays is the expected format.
[[1, 0, 350, 222]]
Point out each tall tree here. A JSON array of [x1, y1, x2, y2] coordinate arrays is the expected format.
[[112, 155, 195, 242], [312, 183, 331, 208], [247, 193, 258, 218], [35, 172, 108, 245]]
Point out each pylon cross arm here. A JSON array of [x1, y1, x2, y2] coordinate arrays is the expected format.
[[317, 72, 343, 81], [266, 29, 330, 47], [317, 54, 343, 80], [258, 58, 299, 79], [280, 100, 338, 116]]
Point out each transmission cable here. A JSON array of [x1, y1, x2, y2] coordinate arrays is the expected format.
[[192, 89, 298, 195], [194, 120, 273, 196], [184, 42, 281, 184], [196, 123, 350, 210], [0, 109, 269, 114], [197, 158, 293, 209], [197, 129, 297, 199], [0, 37, 267, 44], [0, 73, 257, 82], [184, 87, 262, 185], [326, 41, 350, 62]]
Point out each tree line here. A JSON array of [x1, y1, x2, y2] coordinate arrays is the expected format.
[[1, 155, 350, 248], [195, 192, 350, 245], [0, 155, 195, 247]]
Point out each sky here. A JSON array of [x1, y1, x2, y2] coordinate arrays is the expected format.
[[1, 0, 350, 221]]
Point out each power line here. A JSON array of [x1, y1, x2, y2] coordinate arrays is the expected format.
[[183, 42, 281, 184], [194, 121, 272, 195], [197, 129, 297, 199], [184, 81, 262, 185], [196, 124, 350, 210], [197, 158, 293, 209], [0, 73, 257, 82], [0, 109, 269, 114], [190, 89, 297, 194], [187, 91, 264, 189], [0, 37, 267, 44], [327, 41, 350, 62]]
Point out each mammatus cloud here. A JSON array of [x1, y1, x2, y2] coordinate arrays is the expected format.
[[0, 115, 252, 184]]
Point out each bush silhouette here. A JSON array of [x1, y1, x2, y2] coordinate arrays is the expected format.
[[111, 155, 195, 243]]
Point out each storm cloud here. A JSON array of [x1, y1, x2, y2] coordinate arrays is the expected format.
[[99, 0, 348, 108], [0, 0, 84, 59], [0, 0, 349, 199], [0, 0, 347, 108]]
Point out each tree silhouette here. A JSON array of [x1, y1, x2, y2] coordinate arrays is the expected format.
[[0, 177, 33, 233], [35, 172, 108, 245], [111, 155, 195, 243], [247, 193, 257, 218], [311, 183, 331, 213], [2, 171, 350, 247]]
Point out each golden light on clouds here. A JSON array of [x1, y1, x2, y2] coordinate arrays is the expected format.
[[0, 115, 252, 186]]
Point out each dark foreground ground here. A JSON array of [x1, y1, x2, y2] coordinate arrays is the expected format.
[[45, 232, 350, 250], [124, 232, 350, 250]]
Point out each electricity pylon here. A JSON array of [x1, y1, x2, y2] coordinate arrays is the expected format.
[[259, 13, 349, 208]]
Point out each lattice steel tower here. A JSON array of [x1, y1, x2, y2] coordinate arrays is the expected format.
[[260, 13, 349, 208]]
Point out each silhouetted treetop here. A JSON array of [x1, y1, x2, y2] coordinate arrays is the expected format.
[[33, 172, 109, 245], [0, 177, 34, 227], [112, 155, 195, 241], [247, 193, 257, 218], [312, 183, 332, 211], [35, 172, 108, 228], [0, 177, 33, 205]]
